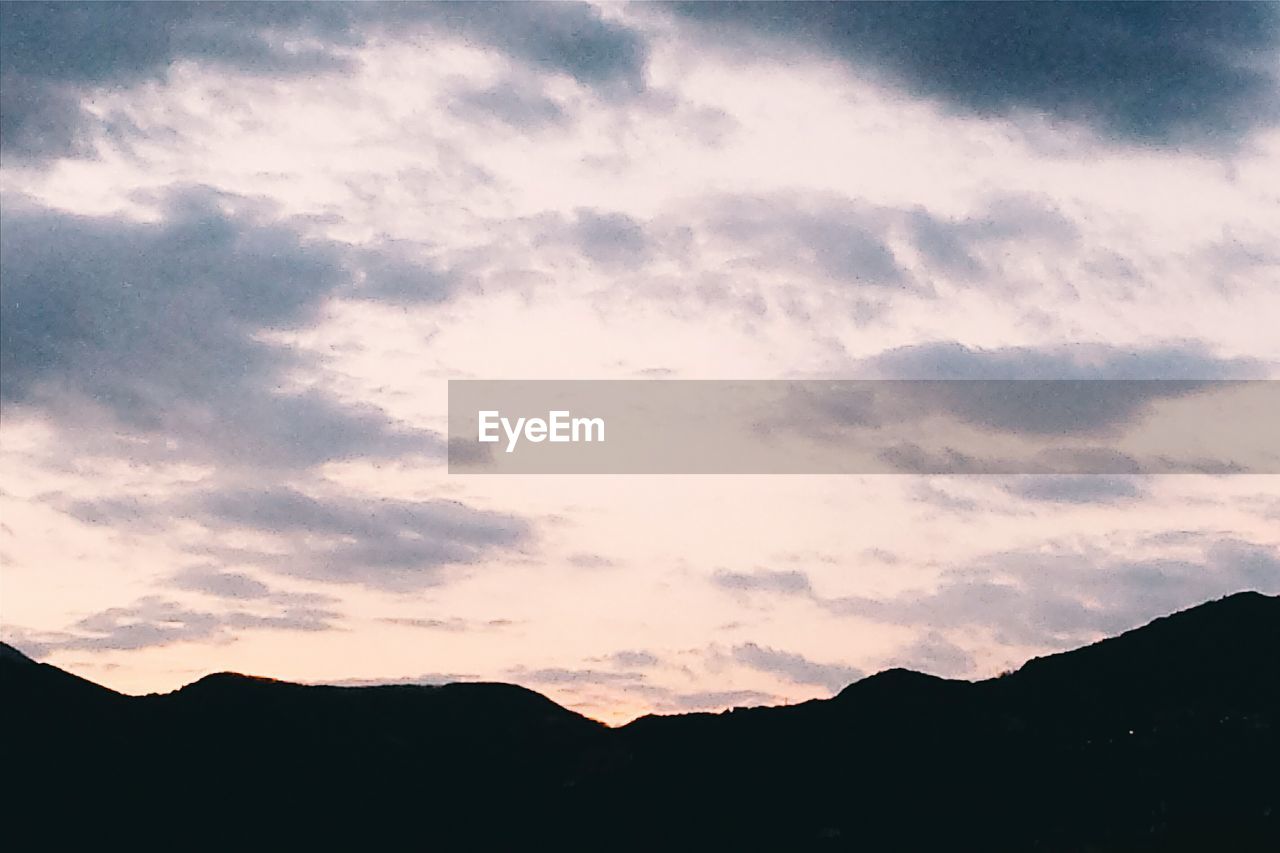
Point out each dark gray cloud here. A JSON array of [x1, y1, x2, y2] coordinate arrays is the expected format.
[[351, 243, 458, 306], [706, 536, 1280, 652], [168, 566, 341, 611], [1, 2, 355, 162], [708, 196, 907, 290], [924, 383, 1163, 438], [449, 78, 568, 131], [825, 537, 1280, 648], [854, 342, 1271, 453], [863, 341, 1268, 381], [1001, 475, 1146, 505], [9, 594, 340, 656], [885, 631, 976, 679], [686, 193, 1080, 301], [169, 566, 273, 601], [1, 1, 649, 163], [712, 568, 813, 597], [516, 208, 677, 275], [499, 193, 1086, 315], [67, 485, 531, 591], [906, 476, 1146, 517], [608, 650, 660, 669], [907, 210, 983, 278], [0, 189, 446, 469], [908, 481, 987, 516], [669, 1, 1280, 146], [731, 642, 863, 691], [426, 3, 647, 95], [0, 72, 92, 160], [906, 195, 1078, 280], [570, 209, 653, 269], [764, 343, 1272, 466]]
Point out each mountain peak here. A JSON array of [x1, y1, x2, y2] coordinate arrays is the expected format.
[[0, 641, 37, 666], [5, 592, 1278, 849], [1012, 589, 1279, 677]]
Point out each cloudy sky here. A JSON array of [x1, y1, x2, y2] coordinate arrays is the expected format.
[[2, 1, 1278, 723]]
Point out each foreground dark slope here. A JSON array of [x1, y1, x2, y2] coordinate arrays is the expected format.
[[3, 592, 1277, 850]]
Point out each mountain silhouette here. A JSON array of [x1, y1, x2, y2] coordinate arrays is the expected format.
[[3, 592, 1276, 850]]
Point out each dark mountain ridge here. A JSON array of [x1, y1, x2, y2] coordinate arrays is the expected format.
[[3, 592, 1277, 850]]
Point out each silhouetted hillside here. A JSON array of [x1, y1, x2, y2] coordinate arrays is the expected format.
[[3, 592, 1277, 850]]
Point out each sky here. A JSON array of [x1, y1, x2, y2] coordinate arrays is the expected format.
[[1, 1, 1278, 724]]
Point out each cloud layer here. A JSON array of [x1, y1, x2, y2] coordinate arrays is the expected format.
[[0, 2, 1275, 721], [670, 1, 1280, 145], [1, 1, 649, 163], [0, 189, 452, 469]]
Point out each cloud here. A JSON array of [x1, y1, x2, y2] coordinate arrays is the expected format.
[[668, 2, 1280, 146], [648, 688, 775, 713], [824, 536, 1280, 648], [885, 631, 976, 679], [906, 476, 1147, 517], [0, 189, 443, 469], [705, 536, 1280, 655], [905, 195, 1078, 280], [705, 195, 907, 290], [319, 672, 477, 687], [508, 665, 646, 687], [856, 342, 1272, 458], [622, 193, 1085, 312], [908, 481, 986, 515], [0, 2, 354, 162], [169, 567, 273, 601], [712, 569, 814, 597], [862, 341, 1269, 381], [1, 1, 649, 163], [755, 342, 1273, 471], [731, 642, 863, 691], [67, 485, 532, 591], [568, 553, 616, 569], [462, 192, 1095, 320], [449, 77, 568, 131], [569, 209, 654, 269], [381, 617, 514, 633], [1000, 475, 1146, 505], [508, 660, 777, 714], [423, 3, 647, 95], [351, 242, 459, 306], [518, 207, 687, 276], [608, 650, 660, 668], [7, 594, 340, 655]]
